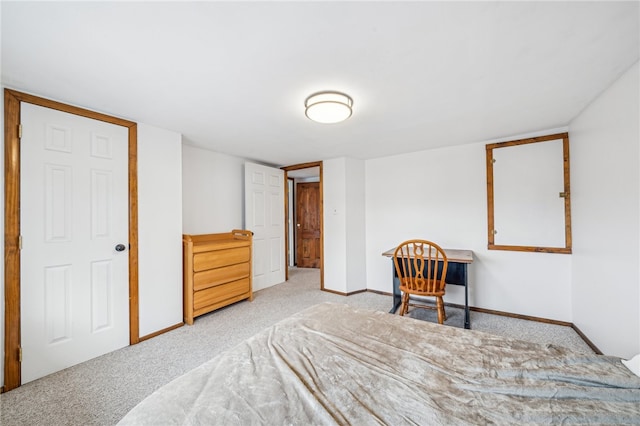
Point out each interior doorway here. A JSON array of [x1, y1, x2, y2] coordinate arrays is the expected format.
[[282, 162, 323, 289], [3, 89, 140, 392], [295, 182, 321, 268], [20, 102, 131, 384]]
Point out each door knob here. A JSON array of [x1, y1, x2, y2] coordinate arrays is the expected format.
[[296, 223, 301, 227], [115, 244, 126, 252]]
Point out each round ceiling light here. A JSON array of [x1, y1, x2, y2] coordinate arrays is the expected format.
[[304, 91, 353, 124]]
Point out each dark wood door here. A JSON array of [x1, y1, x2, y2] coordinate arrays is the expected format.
[[296, 182, 320, 268]]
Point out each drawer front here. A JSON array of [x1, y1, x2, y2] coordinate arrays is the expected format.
[[193, 278, 250, 311], [193, 263, 250, 291], [193, 247, 250, 272], [192, 240, 249, 253]]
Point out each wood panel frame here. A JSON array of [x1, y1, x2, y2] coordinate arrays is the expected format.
[[282, 161, 324, 289], [3, 89, 139, 392], [486, 132, 572, 254]]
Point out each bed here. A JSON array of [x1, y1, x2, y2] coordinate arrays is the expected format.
[[119, 303, 640, 425]]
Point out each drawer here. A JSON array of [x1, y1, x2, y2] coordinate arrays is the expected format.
[[192, 240, 249, 253], [193, 263, 250, 291], [193, 247, 250, 272], [194, 278, 250, 311]]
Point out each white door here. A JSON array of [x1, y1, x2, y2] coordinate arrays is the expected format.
[[244, 162, 285, 291], [20, 103, 130, 383]]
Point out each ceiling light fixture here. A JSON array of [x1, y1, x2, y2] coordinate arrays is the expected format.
[[305, 91, 353, 124]]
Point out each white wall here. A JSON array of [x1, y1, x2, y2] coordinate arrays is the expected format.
[[570, 61, 639, 358], [323, 157, 367, 294], [345, 158, 367, 293], [181, 145, 246, 234], [323, 158, 348, 292], [365, 139, 573, 321], [137, 124, 183, 337]]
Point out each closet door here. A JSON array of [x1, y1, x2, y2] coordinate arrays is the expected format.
[[20, 103, 130, 383]]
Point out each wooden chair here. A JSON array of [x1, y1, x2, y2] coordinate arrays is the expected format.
[[393, 239, 449, 324]]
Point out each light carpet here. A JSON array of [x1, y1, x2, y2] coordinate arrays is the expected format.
[[1, 267, 593, 426]]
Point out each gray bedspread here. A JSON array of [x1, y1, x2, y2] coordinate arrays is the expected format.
[[119, 303, 640, 425]]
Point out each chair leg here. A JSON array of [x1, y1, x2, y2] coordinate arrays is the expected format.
[[436, 296, 444, 324], [400, 293, 409, 316]]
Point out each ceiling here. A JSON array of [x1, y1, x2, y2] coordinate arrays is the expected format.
[[2, 1, 638, 167]]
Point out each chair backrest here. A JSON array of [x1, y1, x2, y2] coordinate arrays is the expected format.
[[393, 240, 448, 295]]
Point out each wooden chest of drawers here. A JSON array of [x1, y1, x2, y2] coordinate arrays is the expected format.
[[183, 230, 253, 325]]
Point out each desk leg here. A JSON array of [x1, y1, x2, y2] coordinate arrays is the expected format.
[[463, 264, 470, 329], [390, 261, 401, 314]]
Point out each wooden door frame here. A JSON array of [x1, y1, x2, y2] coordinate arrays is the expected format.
[[3, 89, 139, 392], [282, 161, 323, 290]]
